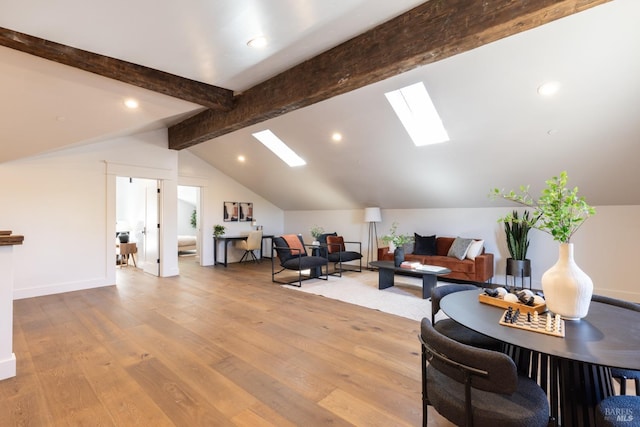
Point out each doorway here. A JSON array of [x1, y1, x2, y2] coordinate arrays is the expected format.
[[177, 185, 202, 263], [116, 176, 160, 276]]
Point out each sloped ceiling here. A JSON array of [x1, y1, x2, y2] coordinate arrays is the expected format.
[[1, 0, 639, 209]]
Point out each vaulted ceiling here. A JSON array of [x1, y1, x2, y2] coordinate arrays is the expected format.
[[1, 0, 639, 210]]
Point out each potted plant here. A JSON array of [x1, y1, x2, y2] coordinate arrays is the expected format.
[[213, 224, 226, 238], [498, 210, 535, 289], [490, 171, 596, 319], [310, 225, 324, 245], [190, 209, 197, 229], [381, 222, 413, 266]]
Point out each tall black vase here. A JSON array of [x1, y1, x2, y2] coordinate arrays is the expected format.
[[394, 247, 405, 267]]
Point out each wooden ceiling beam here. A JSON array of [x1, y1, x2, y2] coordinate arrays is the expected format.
[[168, 0, 609, 150], [0, 27, 234, 111]]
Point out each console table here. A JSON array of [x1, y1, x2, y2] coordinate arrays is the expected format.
[[214, 234, 274, 267], [369, 260, 451, 299]]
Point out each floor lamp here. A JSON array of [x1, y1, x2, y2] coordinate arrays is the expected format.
[[364, 207, 382, 269]]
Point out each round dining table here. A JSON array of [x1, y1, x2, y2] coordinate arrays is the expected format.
[[440, 289, 640, 427]]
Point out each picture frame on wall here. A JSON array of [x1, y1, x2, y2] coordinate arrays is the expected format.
[[239, 202, 253, 222], [223, 201, 238, 222]]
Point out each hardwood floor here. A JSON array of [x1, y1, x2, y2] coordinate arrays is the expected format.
[[1, 258, 453, 426]]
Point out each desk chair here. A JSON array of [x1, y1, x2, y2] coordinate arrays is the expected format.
[[431, 284, 502, 351], [419, 318, 551, 427], [591, 294, 640, 396], [235, 230, 262, 263]]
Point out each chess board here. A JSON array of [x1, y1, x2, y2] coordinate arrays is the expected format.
[[498, 309, 565, 338]]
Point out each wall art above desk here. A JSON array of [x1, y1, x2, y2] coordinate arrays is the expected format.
[[223, 201, 253, 222]]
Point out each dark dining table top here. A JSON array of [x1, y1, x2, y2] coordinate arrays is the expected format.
[[440, 290, 640, 370]]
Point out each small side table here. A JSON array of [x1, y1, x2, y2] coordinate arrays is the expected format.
[[118, 242, 137, 267]]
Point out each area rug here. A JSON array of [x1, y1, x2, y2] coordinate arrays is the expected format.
[[283, 269, 438, 322]]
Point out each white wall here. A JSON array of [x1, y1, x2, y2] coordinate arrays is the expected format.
[[0, 129, 179, 298], [177, 186, 198, 236], [3, 128, 636, 302], [178, 150, 284, 265], [0, 130, 286, 299], [285, 206, 640, 301]]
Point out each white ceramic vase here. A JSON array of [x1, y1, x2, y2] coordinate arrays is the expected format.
[[541, 243, 593, 320]]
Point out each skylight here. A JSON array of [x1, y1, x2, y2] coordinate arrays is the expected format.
[[252, 130, 306, 167], [385, 82, 449, 146]]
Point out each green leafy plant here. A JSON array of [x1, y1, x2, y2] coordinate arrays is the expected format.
[[500, 210, 534, 260], [190, 209, 197, 229], [381, 221, 413, 248], [213, 224, 226, 238], [310, 225, 324, 239], [490, 171, 595, 243]]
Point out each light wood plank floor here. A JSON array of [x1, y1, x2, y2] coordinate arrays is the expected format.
[[1, 258, 453, 426]]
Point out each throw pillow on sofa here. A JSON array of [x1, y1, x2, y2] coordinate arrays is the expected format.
[[466, 239, 484, 260], [414, 233, 436, 255], [447, 237, 474, 260]]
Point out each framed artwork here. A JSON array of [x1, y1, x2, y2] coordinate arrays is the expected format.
[[223, 201, 238, 222], [239, 202, 253, 222], [223, 201, 253, 222]]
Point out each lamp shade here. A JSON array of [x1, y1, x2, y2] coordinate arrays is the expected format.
[[364, 207, 382, 223]]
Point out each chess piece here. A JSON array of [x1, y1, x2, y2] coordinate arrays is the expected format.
[[484, 288, 499, 298]]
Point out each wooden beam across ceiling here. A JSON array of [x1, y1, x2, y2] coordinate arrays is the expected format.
[[0, 27, 234, 111], [168, 0, 610, 150]]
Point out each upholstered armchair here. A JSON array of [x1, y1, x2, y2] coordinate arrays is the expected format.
[[325, 235, 362, 276], [271, 234, 328, 287]]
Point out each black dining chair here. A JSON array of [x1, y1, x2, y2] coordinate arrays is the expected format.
[[591, 294, 640, 395], [595, 395, 640, 427], [431, 284, 503, 351], [419, 318, 552, 427]]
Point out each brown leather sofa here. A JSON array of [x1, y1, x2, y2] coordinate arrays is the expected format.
[[377, 236, 494, 283]]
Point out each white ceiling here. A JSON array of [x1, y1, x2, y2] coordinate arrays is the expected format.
[[1, 0, 639, 210]]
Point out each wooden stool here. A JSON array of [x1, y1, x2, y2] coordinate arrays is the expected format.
[[118, 242, 137, 267]]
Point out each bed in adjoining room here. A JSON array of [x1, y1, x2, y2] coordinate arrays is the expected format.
[[178, 235, 197, 253]]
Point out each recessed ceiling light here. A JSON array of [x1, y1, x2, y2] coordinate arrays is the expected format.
[[385, 82, 449, 146], [237, 155, 246, 162], [247, 36, 267, 49], [252, 130, 306, 167], [124, 98, 139, 109], [537, 81, 561, 97], [332, 132, 343, 142]]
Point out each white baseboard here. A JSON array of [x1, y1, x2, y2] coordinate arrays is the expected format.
[[0, 353, 16, 380], [13, 278, 112, 300]]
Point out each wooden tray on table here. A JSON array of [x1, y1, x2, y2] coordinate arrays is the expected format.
[[478, 293, 547, 314]]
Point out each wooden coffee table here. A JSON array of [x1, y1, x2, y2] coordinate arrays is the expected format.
[[369, 261, 451, 299]]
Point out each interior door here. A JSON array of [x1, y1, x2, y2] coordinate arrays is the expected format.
[[143, 181, 160, 276]]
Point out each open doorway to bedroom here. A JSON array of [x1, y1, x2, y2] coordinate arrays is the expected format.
[[177, 185, 201, 263], [116, 176, 160, 276]]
